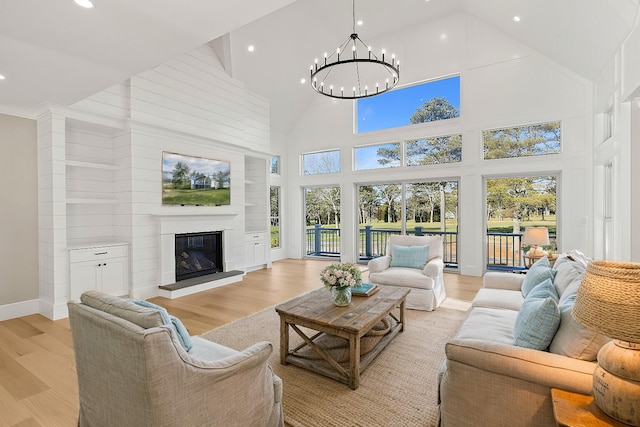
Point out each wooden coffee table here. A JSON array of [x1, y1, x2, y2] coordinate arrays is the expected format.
[[275, 285, 410, 389]]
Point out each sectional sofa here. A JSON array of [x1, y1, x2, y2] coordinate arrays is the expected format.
[[438, 251, 610, 427]]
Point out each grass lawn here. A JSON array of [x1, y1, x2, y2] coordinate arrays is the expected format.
[[162, 186, 230, 206]]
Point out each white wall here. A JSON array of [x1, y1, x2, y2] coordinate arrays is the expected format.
[[284, 13, 594, 276], [593, 13, 640, 263], [0, 114, 39, 320]]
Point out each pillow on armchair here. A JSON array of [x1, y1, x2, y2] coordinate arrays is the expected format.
[[390, 244, 430, 269]]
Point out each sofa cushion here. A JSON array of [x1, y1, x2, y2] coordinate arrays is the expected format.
[[472, 288, 523, 311], [552, 250, 589, 297], [369, 268, 435, 289], [549, 285, 611, 361], [390, 244, 429, 269], [189, 336, 239, 360], [454, 307, 517, 345], [132, 299, 194, 352], [80, 291, 164, 330], [521, 257, 556, 297], [513, 278, 561, 350]]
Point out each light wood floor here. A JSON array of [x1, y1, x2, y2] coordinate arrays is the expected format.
[[0, 258, 482, 427]]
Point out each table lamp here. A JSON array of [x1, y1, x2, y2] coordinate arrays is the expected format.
[[521, 227, 550, 256], [572, 261, 640, 426]]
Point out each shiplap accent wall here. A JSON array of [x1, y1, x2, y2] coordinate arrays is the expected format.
[[35, 44, 271, 318]]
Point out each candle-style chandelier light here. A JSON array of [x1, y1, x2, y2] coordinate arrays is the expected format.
[[309, 0, 400, 100]]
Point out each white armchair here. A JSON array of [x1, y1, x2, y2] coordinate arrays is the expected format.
[[367, 234, 446, 311]]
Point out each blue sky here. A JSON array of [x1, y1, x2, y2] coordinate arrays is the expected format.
[[162, 152, 229, 179], [357, 76, 460, 133]]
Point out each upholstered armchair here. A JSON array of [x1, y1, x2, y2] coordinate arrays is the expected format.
[[68, 291, 284, 427], [367, 234, 446, 311]]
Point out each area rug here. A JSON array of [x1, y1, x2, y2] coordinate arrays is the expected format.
[[201, 298, 468, 427]]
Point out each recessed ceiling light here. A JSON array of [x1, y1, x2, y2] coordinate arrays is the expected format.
[[0, 74, 5, 80], [247, 45, 255, 52], [513, 16, 521, 22], [357, 20, 363, 26], [300, 78, 306, 84], [74, 0, 94, 8]]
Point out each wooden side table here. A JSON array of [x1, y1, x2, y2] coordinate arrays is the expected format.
[[551, 388, 631, 426], [523, 253, 557, 268]]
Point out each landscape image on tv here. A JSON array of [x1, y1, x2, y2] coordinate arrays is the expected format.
[[162, 151, 231, 206]]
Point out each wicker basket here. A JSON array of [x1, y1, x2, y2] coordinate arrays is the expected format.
[[572, 261, 640, 342]]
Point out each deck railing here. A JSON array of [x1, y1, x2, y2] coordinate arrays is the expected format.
[[305, 224, 555, 271]]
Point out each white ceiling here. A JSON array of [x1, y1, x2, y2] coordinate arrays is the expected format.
[[1, 0, 638, 133]]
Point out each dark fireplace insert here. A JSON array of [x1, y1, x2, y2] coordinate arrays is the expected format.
[[175, 231, 223, 282]]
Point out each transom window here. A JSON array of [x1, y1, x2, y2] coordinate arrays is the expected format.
[[303, 150, 341, 175], [483, 121, 561, 160]]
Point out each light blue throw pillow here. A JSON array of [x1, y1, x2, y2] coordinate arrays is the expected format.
[[390, 244, 430, 269], [521, 256, 556, 297], [132, 299, 193, 352], [513, 278, 561, 350]]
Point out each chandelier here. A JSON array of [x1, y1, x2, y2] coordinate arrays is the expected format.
[[309, 0, 400, 100]]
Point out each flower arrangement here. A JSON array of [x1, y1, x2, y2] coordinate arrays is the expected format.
[[320, 262, 363, 289]]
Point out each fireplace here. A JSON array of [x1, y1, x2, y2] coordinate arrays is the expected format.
[[175, 231, 223, 282]]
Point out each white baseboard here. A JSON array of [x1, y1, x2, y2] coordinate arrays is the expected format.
[[0, 299, 40, 321]]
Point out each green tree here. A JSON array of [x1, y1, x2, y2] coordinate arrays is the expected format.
[[409, 97, 459, 124], [376, 98, 460, 168], [407, 135, 462, 165], [171, 162, 191, 189], [483, 122, 560, 159], [377, 185, 401, 223], [358, 186, 379, 224]]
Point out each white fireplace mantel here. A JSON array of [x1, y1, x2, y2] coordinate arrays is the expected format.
[[153, 209, 239, 286]]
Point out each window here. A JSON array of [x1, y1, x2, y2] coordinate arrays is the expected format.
[[355, 142, 401, 170], [270, 186, 281, 248], [407, 135, 462, 166], [303, 150, 340, 175], [270, 156, 280, 174], [357, 181, 458, 267], [356, 76, 460, 133], [304, 186, 341, 257], [483, 121, 561, 160], [486, 175, 557, 269]]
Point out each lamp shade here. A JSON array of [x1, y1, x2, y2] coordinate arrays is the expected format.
[[572, 261, 640, 343], [521, 227, 550, 246]]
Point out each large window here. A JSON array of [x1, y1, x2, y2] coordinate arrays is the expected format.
[[303, 150, 340, 175], [483, 121, 561, 160], [356, 76, 460, 133], [357, 181, 458, 266], [485, 175, 557, 269], [270, 186, 280, 248], [305, 186, 341, 257]]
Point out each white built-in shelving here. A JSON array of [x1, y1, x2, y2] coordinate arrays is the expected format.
[[244, 155, 271, 270]]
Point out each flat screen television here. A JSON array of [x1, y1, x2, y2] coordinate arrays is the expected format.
[[162, 151, 231, 206]]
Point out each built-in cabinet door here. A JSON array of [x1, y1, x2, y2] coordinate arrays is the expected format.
[[69, 261, 99, 300], [244, 233, 266, 270], [69, 244, 129, 300], [99, 257, 128, 296]]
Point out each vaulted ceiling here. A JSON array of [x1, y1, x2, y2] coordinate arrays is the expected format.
[[0, 0, 638, 133]]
